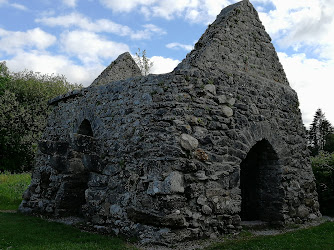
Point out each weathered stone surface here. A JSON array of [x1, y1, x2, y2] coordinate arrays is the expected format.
[[180, 134, 199, 151], [20, 0, 320, 245], [222, 105, 234, 117], [91, 52, 141, 86]]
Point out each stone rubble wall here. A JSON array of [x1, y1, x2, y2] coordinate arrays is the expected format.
[[91, 52, 142, 86], [20, 0, 320, 244]]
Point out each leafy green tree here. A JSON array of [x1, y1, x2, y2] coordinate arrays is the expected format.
[[0, 62, 82, 172], [134, 48, 153, 76], [324, 134, 334, 153], [311, 151, 334, 216], [0, 62, 10, 94], [308, 109, 333, 156]]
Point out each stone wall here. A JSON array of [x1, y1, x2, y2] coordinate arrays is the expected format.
[[20, 0, 320, 244]]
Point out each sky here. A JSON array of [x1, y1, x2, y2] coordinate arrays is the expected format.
[[0, 0, 333, 128]]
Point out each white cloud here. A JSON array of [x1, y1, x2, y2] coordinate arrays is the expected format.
[[62, 0, 78, 8], [36, 13, 131, 36], [257, 0, 334, 60], [99, 0, 156, 12], [130, 24, 166, 40], [0, 1, 28, 10], [6, 51, 103, 86], [0, 28, 56, 54], [278, 52, 334, 128], [36, 13, 166, 40], [144, 0, 235, 23], [60, 30, 129, 64], [10, 3, 27, 10], [99, 0, 236, 24], [166, 42, 193, 51], [150, 56, 180, 74]]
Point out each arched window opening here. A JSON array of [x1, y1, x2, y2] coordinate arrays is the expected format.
[[240, 139, 282, 222], [78, 119, 93, 137]]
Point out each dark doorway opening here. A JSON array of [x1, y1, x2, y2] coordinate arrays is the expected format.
[[56, 119, 95, 217], [78, 119, 93, 137], [240, 139, 282, 222]]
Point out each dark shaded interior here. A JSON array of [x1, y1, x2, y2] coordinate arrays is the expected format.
[[240, 139, 283, 221], [78, 119, 94, 137]]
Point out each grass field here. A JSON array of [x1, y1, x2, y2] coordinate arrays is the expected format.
[[0, 172, 31, 210], [0, 212, 134, 250], [206, 222, 334, 249], [1, 172, 333, 249]]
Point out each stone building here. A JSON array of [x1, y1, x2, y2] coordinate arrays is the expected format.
[[20, 0, 320, 244]]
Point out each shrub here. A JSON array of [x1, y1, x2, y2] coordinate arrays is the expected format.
[[311, 151, 334, 216], [0, 62, 82, 172]]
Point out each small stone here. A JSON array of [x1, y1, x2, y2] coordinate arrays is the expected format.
[[163, 171, 185, 193], [308, 213, 318, 220], [110, 204, 123, 218], [212, 197, 219, 203], [222, 105, 233, 117], [197, 195, 207, 205], [195, 170, 208, 181], [297, 205, 309, 218], [180, 133, 199, 151], [210, 233, 218, 239], [202, 205, 212, 215], [193, 126, 208, 138], [227, 97, 236, 106], [204, 84, 216, 95], [217, 95, 227, 104]]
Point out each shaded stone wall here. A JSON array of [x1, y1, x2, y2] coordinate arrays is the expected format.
[[20, 0, 320, 244]]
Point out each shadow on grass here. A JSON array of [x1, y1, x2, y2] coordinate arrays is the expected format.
[[206, 221, 334, 250], [0, 212, 136, 250]]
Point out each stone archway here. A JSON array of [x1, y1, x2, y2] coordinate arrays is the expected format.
[[78, 119, 94, 137], [240, 139, 283, 222], [55, 119, 96, 217]]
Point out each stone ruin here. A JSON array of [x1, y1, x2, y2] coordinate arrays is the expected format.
[[20, 0, 321, 244]]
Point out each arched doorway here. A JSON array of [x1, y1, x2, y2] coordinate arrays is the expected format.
[[240, 139, 283, 222], [78, 119, 94, 136], [55, 119, 94, 217]]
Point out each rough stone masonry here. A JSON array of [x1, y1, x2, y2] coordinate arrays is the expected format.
[[20, 0, 321, 244]]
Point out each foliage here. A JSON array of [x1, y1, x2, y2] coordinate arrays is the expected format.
[[311, 151, 334, 216], [324, 133, 334, 153], [206, 222, 334, 250], [0, 213, 134, 250], [0, 61, 10, 94], [307, 108, 333, 156], [134, 48, 153, 76], [0, 62, 82, 172], [0, 172, 31, 210]]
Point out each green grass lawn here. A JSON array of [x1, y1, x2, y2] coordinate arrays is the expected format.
[[0, 212, 135, 250], [206, 222, 334, 250], [1, 172, 333, 250], [0, 172, 31, 210]]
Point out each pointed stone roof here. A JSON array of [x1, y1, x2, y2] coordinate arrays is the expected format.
[[176, 0, 289, 85], [91, 52, 142, 86]]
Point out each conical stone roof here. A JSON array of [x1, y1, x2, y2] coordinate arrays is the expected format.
[[176, 0, 289, 85], [91, 52, 142, 86]]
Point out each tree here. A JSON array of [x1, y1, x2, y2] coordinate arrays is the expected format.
[[324, 134, 334, 153], [134, 48, 153, 76], [0, 62, 82, 172], [0, 62, 10, 94], [311, 151, 334, 216], [308, 109, 333, 156]]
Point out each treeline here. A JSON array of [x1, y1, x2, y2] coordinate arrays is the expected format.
[[307, 108, 334, 216], [0, 62, 82, 173]]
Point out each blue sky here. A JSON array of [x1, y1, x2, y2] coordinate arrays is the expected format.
[[0, 0, 333, 128]]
